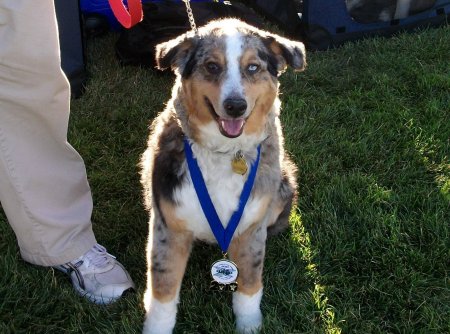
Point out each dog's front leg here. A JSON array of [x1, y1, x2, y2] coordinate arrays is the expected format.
[[229, 222, 268, 334], [143, 208, 193, 334]]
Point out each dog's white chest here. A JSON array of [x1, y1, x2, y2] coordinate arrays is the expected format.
[[173, 148, 264, 242]]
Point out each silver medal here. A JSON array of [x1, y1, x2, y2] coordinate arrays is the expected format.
[[210, 259, 239, 285]]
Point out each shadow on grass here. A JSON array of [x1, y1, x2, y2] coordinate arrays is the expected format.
[[281, 28, 449, 333]]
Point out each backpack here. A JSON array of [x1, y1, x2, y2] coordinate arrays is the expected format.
[[115, 1, 263, 68]]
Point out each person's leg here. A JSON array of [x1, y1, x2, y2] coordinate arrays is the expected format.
[[0, 0, 96, 266], [0, 0, 135, 304]]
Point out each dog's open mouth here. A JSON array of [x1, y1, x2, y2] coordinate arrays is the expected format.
[[205, 97, 246, 138]]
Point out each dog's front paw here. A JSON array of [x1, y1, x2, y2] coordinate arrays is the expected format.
[[236, 311, 263, 334], [233, 289, 263, 334], [143, 317, 174, 334], [143, 296, 177, 334]]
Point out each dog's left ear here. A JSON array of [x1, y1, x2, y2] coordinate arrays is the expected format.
[[262, 34, 306, 75], [155, 33, 200, 77]]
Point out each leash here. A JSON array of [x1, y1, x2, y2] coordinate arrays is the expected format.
[[108, 0, 198, 32], [108, 0, 143, 28], [183, 0, 198, 34]]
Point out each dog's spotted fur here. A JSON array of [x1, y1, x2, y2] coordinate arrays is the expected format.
[[141, 19, 305, 334]]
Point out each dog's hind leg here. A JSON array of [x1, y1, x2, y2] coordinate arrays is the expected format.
[[229, 222, 268, 334], [143, 204, 193, 334], [267, 167, 297, 237], [267, 189, 294, 237]]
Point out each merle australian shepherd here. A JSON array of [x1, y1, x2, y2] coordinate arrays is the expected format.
[[140, 19, 306, 334]]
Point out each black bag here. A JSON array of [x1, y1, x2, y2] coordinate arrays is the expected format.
[[245, 0, 303, 36], [302, 0, 450, 50], [55, 0, 87, 98], [115, 1, 263, 69], [248, 0, 450, 50]]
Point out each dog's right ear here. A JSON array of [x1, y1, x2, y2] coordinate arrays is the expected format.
[[155, 34, 200, 77]]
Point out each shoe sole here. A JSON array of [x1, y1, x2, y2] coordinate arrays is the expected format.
[[54, 265, 135, 305]]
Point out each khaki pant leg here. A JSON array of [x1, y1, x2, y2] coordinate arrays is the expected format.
[[0, 0, 96, 266]]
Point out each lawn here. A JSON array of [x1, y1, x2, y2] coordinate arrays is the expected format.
[[0, 23, 449, 333]]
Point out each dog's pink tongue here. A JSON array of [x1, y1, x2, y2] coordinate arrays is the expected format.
[[220, 118, 245, 137]]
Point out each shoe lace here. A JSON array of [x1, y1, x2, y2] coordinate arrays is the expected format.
[[81, 243, 116, 269]]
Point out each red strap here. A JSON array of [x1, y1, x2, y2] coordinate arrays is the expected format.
[[108, 0, 143, 28]]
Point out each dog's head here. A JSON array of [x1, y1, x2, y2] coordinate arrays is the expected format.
[[155, 19, 306, 146]]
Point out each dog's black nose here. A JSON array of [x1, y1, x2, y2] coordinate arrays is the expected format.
[[223, 98, 247, 117]]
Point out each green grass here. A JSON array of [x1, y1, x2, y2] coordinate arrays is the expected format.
[[1, 26, 449, 333]]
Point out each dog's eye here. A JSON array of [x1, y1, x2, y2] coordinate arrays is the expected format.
[[247, 64, 260, 74], [206, 62, 221, 74]]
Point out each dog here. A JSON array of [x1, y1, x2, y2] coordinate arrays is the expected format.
[[140, 18, 306, 334]]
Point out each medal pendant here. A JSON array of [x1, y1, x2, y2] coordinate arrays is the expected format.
[[210, 280, 238, 292], [232, 151, 248, 175], [210, 259, 239, 292]]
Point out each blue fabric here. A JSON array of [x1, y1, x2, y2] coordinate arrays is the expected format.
[[184, 139, 261, 253]]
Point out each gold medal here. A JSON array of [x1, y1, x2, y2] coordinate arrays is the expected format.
[[231, 150, 248, 175]]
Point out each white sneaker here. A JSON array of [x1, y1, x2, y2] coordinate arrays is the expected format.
[[54, 243, 135, 305]]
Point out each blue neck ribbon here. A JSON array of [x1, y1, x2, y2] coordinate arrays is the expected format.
[[183, 139, 261, 253]]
